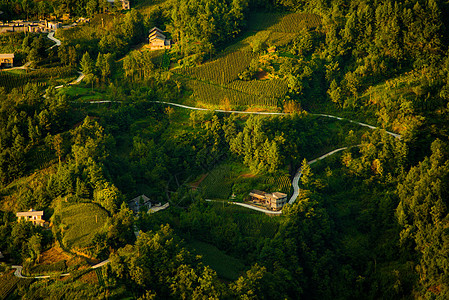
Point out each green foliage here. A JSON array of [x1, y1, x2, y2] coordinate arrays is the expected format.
[[29, 260, 67, 275], [199, 164, 233, 199], [109, 224, 225, 298], [396, 139, 449, 297], [187, 240, 245, 281], [54, 202, 109, 252]]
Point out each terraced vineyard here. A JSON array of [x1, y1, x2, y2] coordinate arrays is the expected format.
[[0, 271, 20, 300], [175, 12, 321, 109], [227, 78, 288, 99], [265, 173, 292, 194], [176, 51, 256, 85], [184, 78, 278, 107], [248, 12, 321, 32]]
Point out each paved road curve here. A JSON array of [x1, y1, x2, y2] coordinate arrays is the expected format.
[[288, 147, 348, 204], [47, 31, 61, 50], [12, 259, 110, 279], [155, 101, 402, 213]]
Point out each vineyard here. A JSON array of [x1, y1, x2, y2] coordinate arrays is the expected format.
[[247, 12, 321, 32], [265, 173, 292, 194], [183, 77, 279, 107], [0, 271, 20, 300], [227, 78, 288, 99], [0, 66, 76, 92], [175, 51, 256, 85], [56, 203, 109, 250]]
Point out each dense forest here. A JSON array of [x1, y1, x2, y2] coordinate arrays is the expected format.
[[0, 0, 449, 299]]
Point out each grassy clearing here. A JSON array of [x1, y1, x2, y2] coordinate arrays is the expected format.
[[56, 203, 109, 250], [61, 85, 106, 101], [200, 164, 233, 199], [187, 240, 245, 281]]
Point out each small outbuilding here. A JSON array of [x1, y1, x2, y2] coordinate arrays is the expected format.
[[0, 53, 14, 68], [128, 194, 152, 214]]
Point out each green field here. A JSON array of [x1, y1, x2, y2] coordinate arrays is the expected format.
[[180, 76, 279, 108], [175, 51, 256, 85], [56, 203, 109, 250], [199, 164, 234, 199], [187, 240, 245, 281], [247, 12, 321, 32], [173, 12, 322, 109]]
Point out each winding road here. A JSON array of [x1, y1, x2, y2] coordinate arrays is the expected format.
[[154, 101, 401, 139], [47, 31, 61, 50], [152, 101, 402, 213]]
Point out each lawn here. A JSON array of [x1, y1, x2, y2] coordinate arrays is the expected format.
[[56, 203, 109, 250], [61, 85, 106, 101], [187, 240, 246, 281]]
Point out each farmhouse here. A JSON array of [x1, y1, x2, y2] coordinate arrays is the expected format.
[[148, 27, 171, 50], [0, 53, 14, 68], [249, 190, 288, 210], [16, 209, 45, 226], [128, 194, 152, 214]]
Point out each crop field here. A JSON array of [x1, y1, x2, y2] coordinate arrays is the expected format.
[[184, 78, 278, 107], [176, 51, 256, 85], [247, 12, 321, 32], [57, 203, 109, 250], [200, 165, 233, 199], [0, 271, 20, 300], [265, 173, 292, 194], [187, 240, 245, 281], [227, 78, 288, 99]]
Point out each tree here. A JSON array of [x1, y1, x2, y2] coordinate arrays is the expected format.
[[80, 52, 95, 78], [300, 158, 312, 186], [328, 79, 342, 107], [28, 233, 42, 263], [52, 134, 63, 164]]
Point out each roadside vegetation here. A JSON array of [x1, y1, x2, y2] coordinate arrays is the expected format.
[[0, 0, 449, 298]]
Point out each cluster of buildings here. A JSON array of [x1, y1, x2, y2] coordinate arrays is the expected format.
[[106, 0, 131, 10], [249, 190, 288, 210], [0, 20, 61, 34]]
